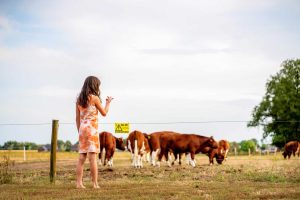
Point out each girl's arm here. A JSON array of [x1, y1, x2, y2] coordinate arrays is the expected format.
[[93, 95, 113, 117], [76, 103, 80, 132]]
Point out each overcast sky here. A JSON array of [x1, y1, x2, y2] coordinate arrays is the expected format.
[[0, 0, 300, 145]]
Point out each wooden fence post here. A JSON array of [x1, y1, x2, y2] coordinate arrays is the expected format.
[[248, 148, 251, 156], [234, 147, 237, 156], [50, 119, 59, 183], [23, 146, 26, 161]]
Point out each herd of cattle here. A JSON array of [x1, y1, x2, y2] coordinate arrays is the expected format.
[[98, 131, 300, 168]]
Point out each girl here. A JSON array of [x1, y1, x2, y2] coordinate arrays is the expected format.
[[76, 76, 113, 189]]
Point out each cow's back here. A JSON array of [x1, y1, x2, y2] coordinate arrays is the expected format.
[[148, 131, 179, 151], [100, 131, 115, 150], [127, 130, 145, 151], [285, 141, 299, 152], [161, 133, 218, 154]]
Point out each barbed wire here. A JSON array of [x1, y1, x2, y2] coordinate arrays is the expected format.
[[0, 120, 299, 126]]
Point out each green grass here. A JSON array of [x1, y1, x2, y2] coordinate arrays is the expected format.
[[0, 151, 299, 199]]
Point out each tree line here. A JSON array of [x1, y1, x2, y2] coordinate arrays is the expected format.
[[1, 138, 270, 153], [0, 140, 78, 151]]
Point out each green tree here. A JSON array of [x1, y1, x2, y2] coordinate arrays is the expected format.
[[3, 141, 18, 150], [24, 142, 38, 150], [2, 141, 38, 150], [260, 144, 267, 150], [57, 140, 66, 152], [250, 138, 259, 148], [239, 140, 256, 152], [65, 140, 72, 152], [248, 59, 300, 148]]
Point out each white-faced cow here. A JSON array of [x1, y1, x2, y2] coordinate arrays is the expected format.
[[126, 130, 148, 168], [218, 140, 230, 161]]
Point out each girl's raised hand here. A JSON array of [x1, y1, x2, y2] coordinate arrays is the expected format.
[[106, 96, 114, 103]]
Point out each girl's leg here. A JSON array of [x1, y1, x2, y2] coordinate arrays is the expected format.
[[88, 152, 99, 188], [76, 153, 87, 188]]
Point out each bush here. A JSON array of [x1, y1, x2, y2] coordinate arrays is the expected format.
[[0, 156, 15, 184]]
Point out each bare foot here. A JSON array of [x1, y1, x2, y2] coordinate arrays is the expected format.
[[76, 184, 86, 189], [93, 184, 100, 189]]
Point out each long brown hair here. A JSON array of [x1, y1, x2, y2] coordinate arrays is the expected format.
[[77, 76, 101, 108]]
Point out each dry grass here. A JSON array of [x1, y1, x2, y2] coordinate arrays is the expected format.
[[0, 151, 299, 200]]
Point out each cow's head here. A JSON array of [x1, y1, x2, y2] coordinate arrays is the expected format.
[[116, 137, 126, 151], [215, 154, 225, 164], [282, 151, 287, 159]]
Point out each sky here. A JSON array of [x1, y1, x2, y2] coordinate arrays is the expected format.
[[0, 0, 300, 145]]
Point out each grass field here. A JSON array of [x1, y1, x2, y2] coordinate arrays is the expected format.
[[0, 151, 299, 200]]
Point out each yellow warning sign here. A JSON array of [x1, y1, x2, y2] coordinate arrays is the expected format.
[[114, 123, 130, 133]]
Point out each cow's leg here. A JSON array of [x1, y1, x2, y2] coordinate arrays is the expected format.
[[133, 140, 138, 168], [186, 153, 191, 165], [146, 152, 151, 162], [157, 149, 165, 168], [140, 153, 144, 168], [100, 148, 106, 166], [172, 153, 178, 165], [164, 150, 171, 167], [131, 153, 135, 166], [189, 152, 196, 167], [168, 151, 173, 165], [151, 151, 156, 166], [105, 150, 112, 166], [151, 149, 160, 166], [128, 140, 135, 166], [106, 150, 114, 167], [111, 150, 115, 167], [179, 153, 183, 165], [209, 153, 214, 165], [98, 150, 103, 166], [107, 157, 113, 167]]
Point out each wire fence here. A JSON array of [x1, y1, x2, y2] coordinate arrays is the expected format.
[[0, 120, 300, 126], [0, 120, 297, 156]]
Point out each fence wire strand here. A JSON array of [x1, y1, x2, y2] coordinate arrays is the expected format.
[[0, 120, 300, 126]]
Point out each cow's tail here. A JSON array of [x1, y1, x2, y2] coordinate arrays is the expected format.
[[101, 132, 106, 165], [133, 131, 138, 166], [134, 139, 138, 159]]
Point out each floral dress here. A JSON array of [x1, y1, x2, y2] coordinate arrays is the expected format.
[[78, 101, 100, 153]]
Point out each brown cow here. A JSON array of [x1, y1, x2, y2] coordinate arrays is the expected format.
[[126, 130, 148, 168], [145, 131, 180, 166], [98, 131, 125, 167], [158, 133, 218, 167], [282, 141, 300, 159], [199, 146, 224, 165]]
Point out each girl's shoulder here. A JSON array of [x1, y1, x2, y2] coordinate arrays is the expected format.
[[89, 94, 100, 105]]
